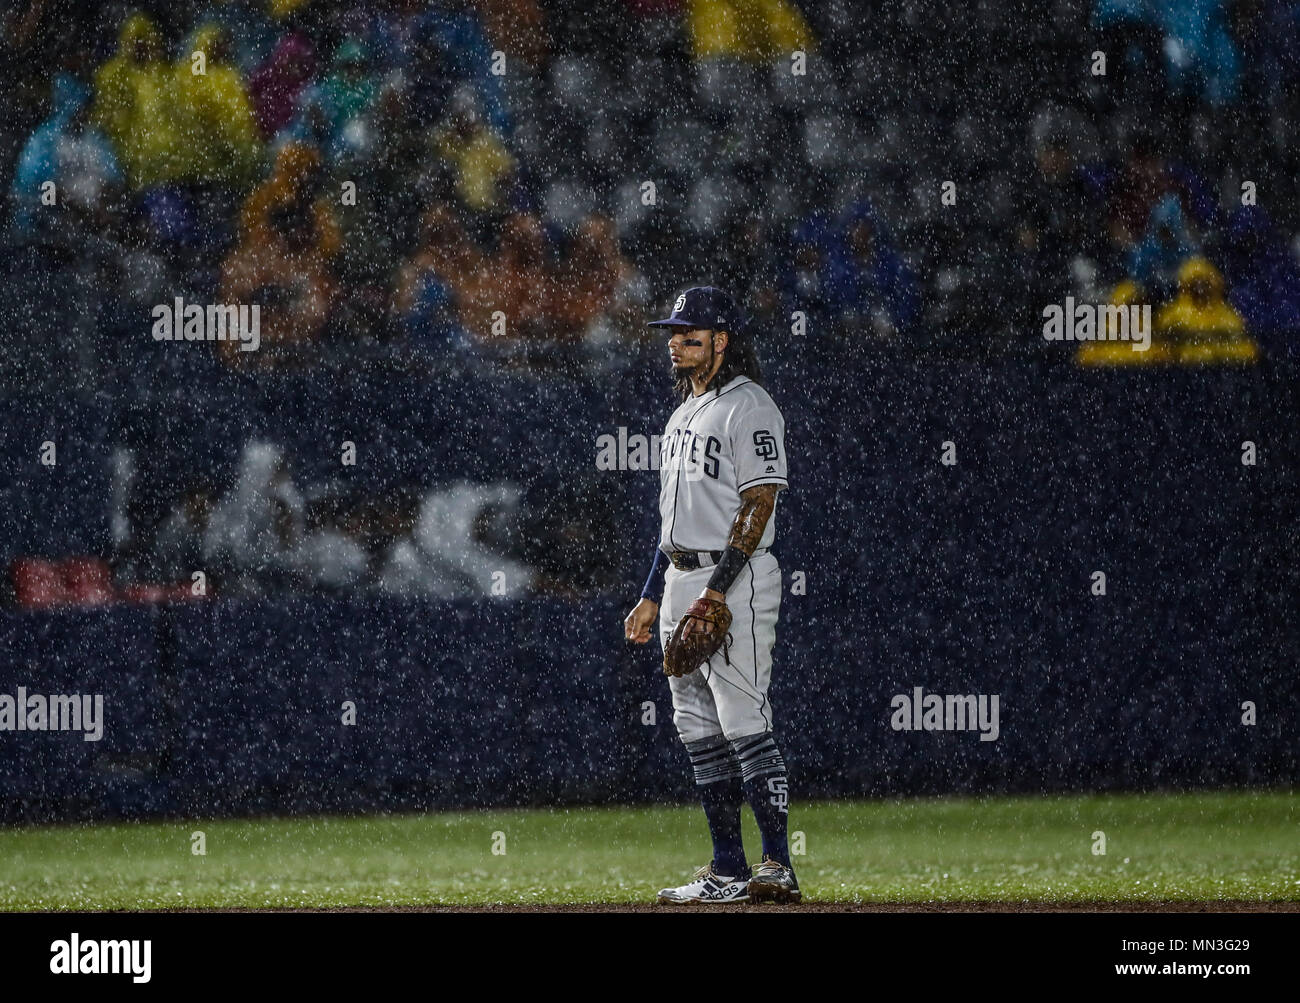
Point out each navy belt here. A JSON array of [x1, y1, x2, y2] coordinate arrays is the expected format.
[[666, 547, 768, 571]]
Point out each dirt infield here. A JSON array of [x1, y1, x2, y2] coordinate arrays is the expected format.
[[179, 900, 1299, 914]]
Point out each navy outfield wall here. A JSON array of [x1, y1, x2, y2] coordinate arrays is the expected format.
[[0, 354, 1295, 823]]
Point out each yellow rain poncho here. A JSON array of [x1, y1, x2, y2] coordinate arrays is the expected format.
[[92, 13, 187, 188], [433, 125, 515, 213], [1156, 258, 1258, 365], [174, 24, 262, 186], [689, 0, 816, 62]]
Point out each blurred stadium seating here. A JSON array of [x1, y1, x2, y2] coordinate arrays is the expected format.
[[0, 2, 1296, 819]]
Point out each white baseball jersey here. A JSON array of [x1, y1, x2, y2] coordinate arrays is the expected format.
[[657, 375, 788, 554]]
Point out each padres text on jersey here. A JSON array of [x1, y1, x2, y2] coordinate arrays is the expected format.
[[658, 375, 789, 554]]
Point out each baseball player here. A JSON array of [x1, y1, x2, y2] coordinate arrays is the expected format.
[[623, 286, 799, 904]]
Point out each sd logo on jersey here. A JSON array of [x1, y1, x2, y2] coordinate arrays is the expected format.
[[753, 430, 779, 461]]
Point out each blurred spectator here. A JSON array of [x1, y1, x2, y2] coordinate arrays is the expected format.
[[235, 140, 340, 251], [91, 12, 187, 189], [777, 213, 841, 336], [340, 0, 513, 133], [550, 215, 647, 349], [830, 200, 919, 338], [716, 214, 784, 341], [269, 0, 313, 17], [9, 74, 121, 238], [1219, 205, 1300, 360], [1149, 0, 1241, 106], [394, 203, 492, 349], [329, 79, 423, 345], [430, 85, 516, 216], [248, 31, 317, 140], [283, 38, 379, 163], [220, 142, 339, 366], [1104, 132, 1212, 252], [199, 0, 279, 75], [0, 0, 107, 202], [110, 202, 176, 315], [1093, 0, 1240, 106], [1105, 132, 1167, 251], [174, 24, 262, 188], [1128, 193, 1199, 303], [1092, 0, 1168, 105], [1015, 117, 1107, 303], [337, 0, 444, 123], [688, 0, 816, 62], [492, 212, 556, 341], [1155, 256, 1257, 363], [413, 0, 512, 135], [476, 0, 551, 71], [202, 442, 304, 596]]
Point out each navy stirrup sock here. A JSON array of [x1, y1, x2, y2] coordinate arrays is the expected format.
[[699, 777, 747, 878], [685, 735, 747, 877], [730, 731, 792, 868]]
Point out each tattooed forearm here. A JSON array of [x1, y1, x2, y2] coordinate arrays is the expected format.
[[728, 484, 778, 555]]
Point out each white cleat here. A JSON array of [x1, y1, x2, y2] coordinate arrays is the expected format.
[[656, 862, 751, 904]]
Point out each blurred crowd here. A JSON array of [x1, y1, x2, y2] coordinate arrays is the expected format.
[[4, 0, 1300, 602], [4, 0, 1300, 369]]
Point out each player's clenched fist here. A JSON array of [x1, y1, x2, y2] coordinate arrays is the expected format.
[[624, 598, 658, 644]]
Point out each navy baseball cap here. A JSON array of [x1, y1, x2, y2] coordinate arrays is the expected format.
[[647, 286, 740, 333]]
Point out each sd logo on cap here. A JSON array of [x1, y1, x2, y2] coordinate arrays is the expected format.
[[648, 287, 741, 334]]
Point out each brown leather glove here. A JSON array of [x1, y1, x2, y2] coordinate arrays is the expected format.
[[663, 597, 733, 677]]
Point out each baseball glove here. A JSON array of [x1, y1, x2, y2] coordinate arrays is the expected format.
[[663, 598, 733, 677]]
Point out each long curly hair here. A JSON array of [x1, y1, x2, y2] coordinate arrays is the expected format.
[[673, 329, 764, 404]]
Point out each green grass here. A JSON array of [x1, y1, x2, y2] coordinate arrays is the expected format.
[[0, 790, 1295, 909]]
